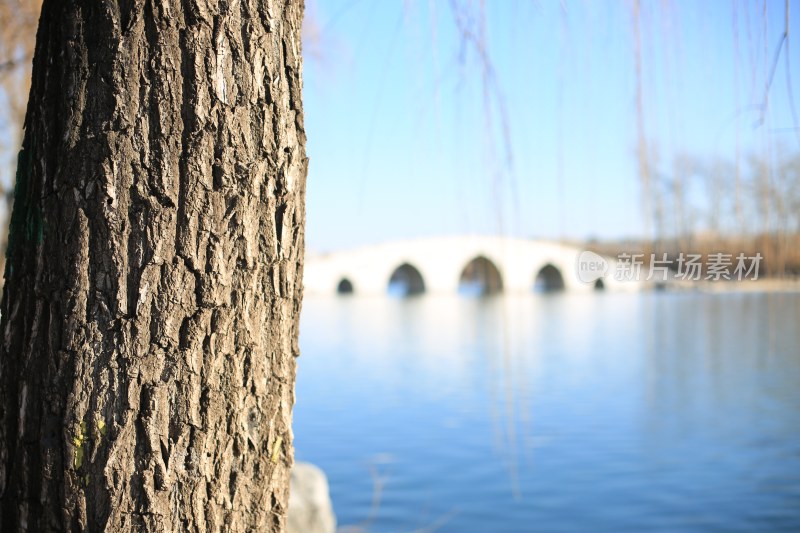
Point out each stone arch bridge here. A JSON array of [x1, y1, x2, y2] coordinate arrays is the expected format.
[[304, 236, 633, 296]]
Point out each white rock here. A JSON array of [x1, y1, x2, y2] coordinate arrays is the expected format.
[[287, 462, 336, 533]]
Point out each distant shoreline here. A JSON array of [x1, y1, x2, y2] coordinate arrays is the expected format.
[[653, 278, 800, 293]]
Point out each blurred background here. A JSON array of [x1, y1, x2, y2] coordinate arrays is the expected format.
[[295, 2, 800, 531], [2, 1, 800, 532], [300, 0, 800, 272]]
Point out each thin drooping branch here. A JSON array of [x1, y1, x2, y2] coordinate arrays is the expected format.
[[448, 0, 517, 234]]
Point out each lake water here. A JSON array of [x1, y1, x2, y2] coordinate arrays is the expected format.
[[293, 291, 800, 532]]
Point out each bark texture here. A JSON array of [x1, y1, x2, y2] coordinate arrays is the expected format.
[[0, 0, 307, 531]]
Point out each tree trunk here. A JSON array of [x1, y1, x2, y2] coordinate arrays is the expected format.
[[0, 1, 307, 531]]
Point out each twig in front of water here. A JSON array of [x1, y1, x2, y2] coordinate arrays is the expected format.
[[338, 461, 386, 533], [408, 507, 461, 533], [364, 462, 385, 527]]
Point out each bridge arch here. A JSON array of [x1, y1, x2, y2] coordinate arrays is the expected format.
[[534, 264, 565, 292], [388, 263, 426, 296], [336, 278, 354, 294], [459, 255, 503, 295]]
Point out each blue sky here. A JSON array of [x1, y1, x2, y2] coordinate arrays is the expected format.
[[302, 0, 800, 251]]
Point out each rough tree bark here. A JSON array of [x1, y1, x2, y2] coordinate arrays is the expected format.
[[0, 0, 307, 531]]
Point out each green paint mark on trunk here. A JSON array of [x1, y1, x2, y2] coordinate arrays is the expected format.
[[5, 143, 44, 277]]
